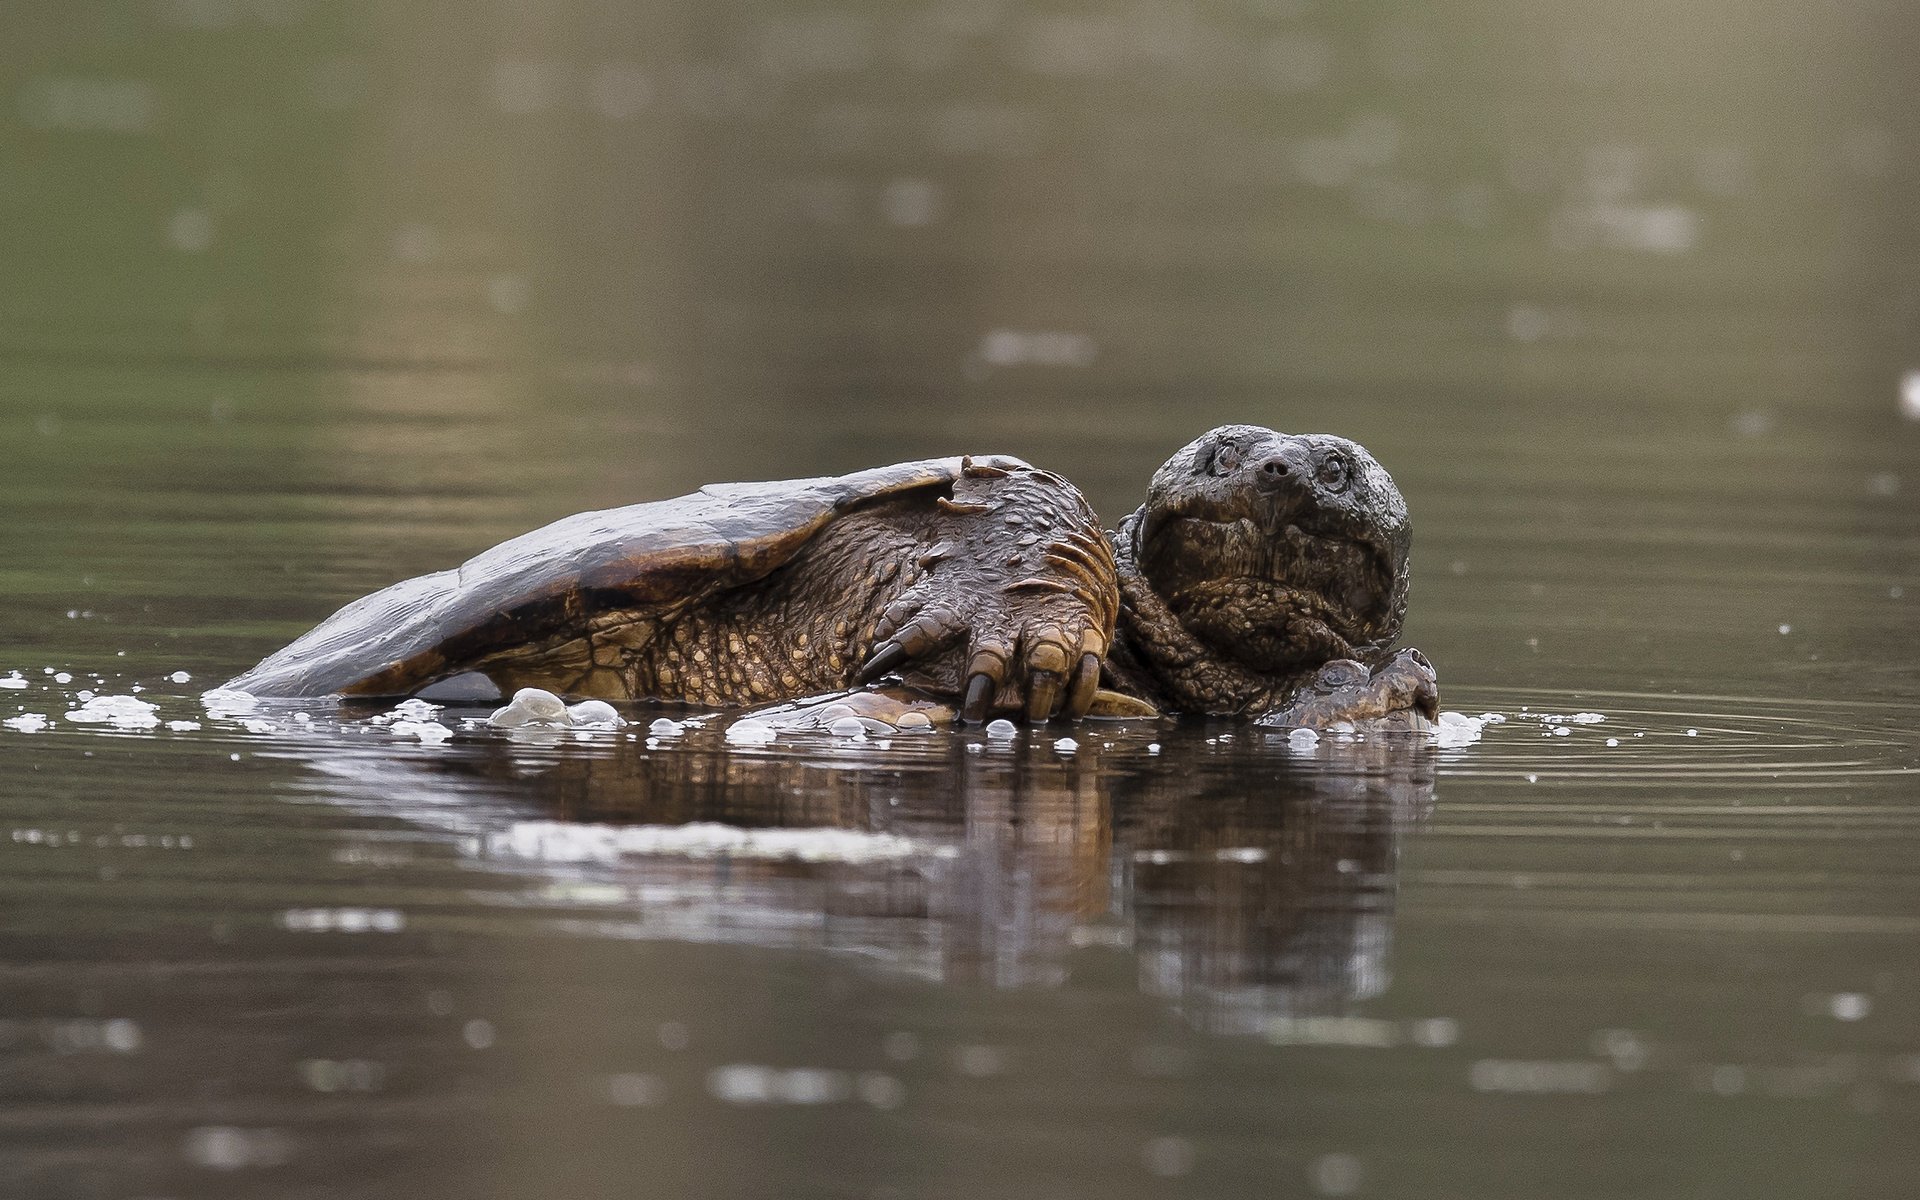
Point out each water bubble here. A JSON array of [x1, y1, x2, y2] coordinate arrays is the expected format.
[[489, 688, 569, 728], [463, 1018, 496, 1049], [567, 700, 623, 728], [724, 720, 777, 746]]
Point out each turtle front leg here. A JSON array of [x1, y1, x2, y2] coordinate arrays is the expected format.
[[1258, 649, 1439, 732], [854, 458, 1120, 723]]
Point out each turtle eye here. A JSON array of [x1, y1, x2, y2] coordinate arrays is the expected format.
[[1211, 444, 1243, 475], [1316, 455, 1350, 493]]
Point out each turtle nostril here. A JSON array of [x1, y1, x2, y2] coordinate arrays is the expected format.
[[1262, 459, 1287, 476]]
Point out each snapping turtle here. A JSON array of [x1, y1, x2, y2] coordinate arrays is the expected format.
[[225, 425, 1436, 728]]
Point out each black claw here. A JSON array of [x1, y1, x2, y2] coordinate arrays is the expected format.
[[855, 641, 909, 684], [1025, 674, 1063, 724], [961, 672, 994, 723], [1064, 652, 1101, 719]]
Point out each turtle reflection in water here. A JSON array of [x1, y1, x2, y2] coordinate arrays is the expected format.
[[227, 425, 1437, 729], [316, 727, 1436, 1032]]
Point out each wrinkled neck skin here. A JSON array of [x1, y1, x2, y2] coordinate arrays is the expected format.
[[1107, 511, 1314, 715]]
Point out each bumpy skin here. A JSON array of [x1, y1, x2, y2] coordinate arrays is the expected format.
[[228, 425, 1435, 728]]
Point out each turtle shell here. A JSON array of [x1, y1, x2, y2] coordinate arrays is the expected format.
[[225, 457, 1009, 698]]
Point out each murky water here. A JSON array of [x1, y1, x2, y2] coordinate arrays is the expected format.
[[5, 2, 1919, 1197]]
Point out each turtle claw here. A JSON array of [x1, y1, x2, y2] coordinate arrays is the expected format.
[[1064, 652, 1102, 719], [854, 641, 911, 684], [1025, 672, 1063, 722], [961, 673, 996, 724], [850, 461, 1119, 724]]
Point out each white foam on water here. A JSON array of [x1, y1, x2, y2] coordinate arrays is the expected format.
[[724, 720, 778, 746], [1287, 727, 1320, 750], [985, 718, 1018, 740], [3, 713, 50, 732], [168, 670, 192, 683], [488, 687, 569, 728], [390, 720, 452, 745], [392, 697, 441, 722], [1053, 737, 1078, 754], [567, 700, 623, 727], [1431, 710, 1500, 748], [166, 720, 202, 732], [828, 716, 867, 739], [484, 820, 954, 865], [0, 673, 25, 689], [648, 717, 686, 737], [201, 687, 259, 718], [64, 694, 160, 730]]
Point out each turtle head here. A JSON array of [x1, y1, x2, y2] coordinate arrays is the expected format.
[[1126, 425, 1411, 673]]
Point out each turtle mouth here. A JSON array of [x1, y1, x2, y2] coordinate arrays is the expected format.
[[1133, 509, 1397, 669], [1142, 513, 1389, 607]]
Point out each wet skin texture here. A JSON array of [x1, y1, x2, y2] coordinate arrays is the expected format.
[[227, 426, 1437, 727]]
